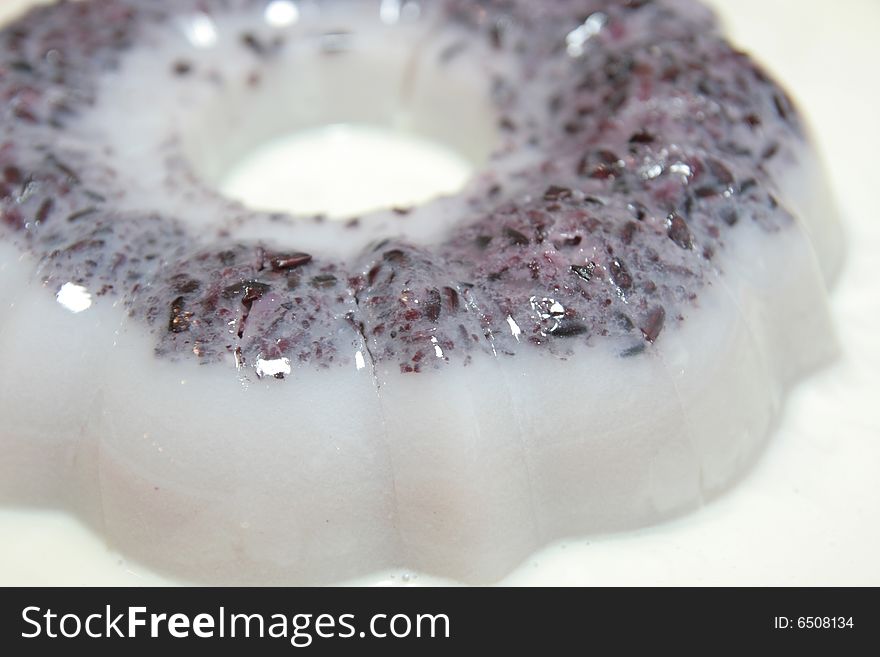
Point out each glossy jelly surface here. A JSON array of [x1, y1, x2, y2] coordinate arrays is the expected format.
[[0, 0, 842, 583]]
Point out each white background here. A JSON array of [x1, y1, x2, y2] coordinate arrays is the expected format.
[[0, 0, 877, 585]]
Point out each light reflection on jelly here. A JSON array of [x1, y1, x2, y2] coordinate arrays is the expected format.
[[669, 161, 694, 180], [379, 0, 401, 25], [55, 282, 92, 314], [506, 315, 522, 341], [180, 13, 219, 49], [255, 356, 292, 379], [265, 1, 299, 28], [565, 13, 607, 57]]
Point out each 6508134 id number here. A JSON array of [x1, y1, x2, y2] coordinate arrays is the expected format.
[[774, 617, 854, 630]]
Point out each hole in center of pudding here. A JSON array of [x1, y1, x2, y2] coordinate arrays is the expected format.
[[180, 28, 499, 220], [218, 124, 476, 218]]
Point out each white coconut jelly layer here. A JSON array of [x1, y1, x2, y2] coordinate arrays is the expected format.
[[64, 2, 514, 258], [0, 170, 837, 583]]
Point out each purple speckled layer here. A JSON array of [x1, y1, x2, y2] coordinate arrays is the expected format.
[[0, 0, 806, 376]]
